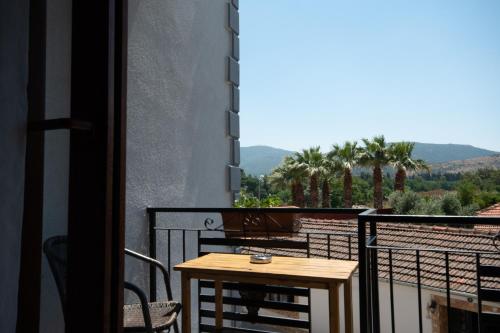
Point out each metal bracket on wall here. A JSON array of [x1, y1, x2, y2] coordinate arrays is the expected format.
[[28, 118, 93, 132]]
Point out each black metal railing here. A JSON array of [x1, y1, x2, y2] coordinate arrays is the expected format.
[[147, 207, 363, 333], [145, 207, 500, 333], [358, 211, 500, 333]]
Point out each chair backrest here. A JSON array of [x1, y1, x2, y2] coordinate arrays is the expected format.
[[197, 221, 312, 333], [43, 235, 68, 320]]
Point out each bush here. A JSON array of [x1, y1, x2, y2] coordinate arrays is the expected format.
[[460, 203, 480, 216], [260, 195, 283, 208], [234, 192, 282, 208], [441, 193, 462, 215], [474, 191, 500, 209], [389, 191, 421, 214], [410, 198, 443, 215], [389, 191, 471, 215], [234, 193, 260, 208]]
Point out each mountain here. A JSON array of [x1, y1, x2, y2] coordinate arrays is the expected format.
[[240, 146, 294, 176], [430, 155, 500, 174], [410, 143, 498, 164], [240, 143, 499, 176]]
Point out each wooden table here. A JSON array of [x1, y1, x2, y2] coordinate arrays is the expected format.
[[174, 253, 358, 333]]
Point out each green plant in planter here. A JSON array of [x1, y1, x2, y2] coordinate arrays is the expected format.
[[234, 191, 282, 208]]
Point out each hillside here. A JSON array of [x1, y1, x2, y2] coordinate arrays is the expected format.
[[411, 143, 498, 164], [430, 155, 500, 174], [240, 146, 294, 176], [241, 143, 499, 176]]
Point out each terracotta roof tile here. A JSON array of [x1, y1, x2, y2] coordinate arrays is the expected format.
[[475, 203, 500, 232], [477, 203, 500, 216]]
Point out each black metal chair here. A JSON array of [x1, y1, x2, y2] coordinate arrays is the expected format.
[[476, 254, 500, 333], [43, 236, 181, 333]]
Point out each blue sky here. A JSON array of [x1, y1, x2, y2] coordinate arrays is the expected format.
[[239, 0, 500, 152]]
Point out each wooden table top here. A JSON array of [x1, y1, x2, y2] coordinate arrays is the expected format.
[[174, 253, 358, 283]]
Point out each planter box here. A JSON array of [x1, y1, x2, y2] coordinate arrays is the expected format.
[[222, 208, 302, 238]]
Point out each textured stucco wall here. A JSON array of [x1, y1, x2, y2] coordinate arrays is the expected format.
[[125, 0, 234, 321], [0, 0, 29, 332]]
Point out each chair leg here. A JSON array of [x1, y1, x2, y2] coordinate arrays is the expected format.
[[173, 320, 179, 333]]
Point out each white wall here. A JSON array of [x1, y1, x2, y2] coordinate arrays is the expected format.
[[310, 278, 469, 333], [0, 1, 30, 331], [125, 0, 234, 330], [125, 0, 233, 271]]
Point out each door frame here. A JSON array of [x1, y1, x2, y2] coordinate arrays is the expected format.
[[66, 0, 127, 332], [16, 0, 47, 331], [16, 1, 128, 332]]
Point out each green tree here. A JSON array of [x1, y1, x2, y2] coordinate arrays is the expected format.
[[241, 172, 266, 198], [352, 176, 372, 206], [457, 181, 476, 206], [441, 193, 462, 215], [320, 158, 341, 208], [388, 142, 429, 192], [269, 157, 307, 207], [329, 178, 344, 207], [327, 141, 362, 208], [475, 191, 500, 209], [360, 135, 391, 209], [294, 147, 327, 207], [321, 179, 331, 208]]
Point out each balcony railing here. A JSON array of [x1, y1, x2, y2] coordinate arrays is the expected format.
[[358, 211, 500, 333], [144, 207, 500, 333]]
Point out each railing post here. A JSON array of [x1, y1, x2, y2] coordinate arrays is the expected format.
[[149, 210, 157, 301], [369, 221, 380, 333], [358, 216, 368, 333]]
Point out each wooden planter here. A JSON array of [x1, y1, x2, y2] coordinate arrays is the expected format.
[[221, 208, 302, 238]]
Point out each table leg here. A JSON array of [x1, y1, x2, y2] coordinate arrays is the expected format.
[[181, 272, 191, 333], [344, 277, 353, 333], [329, 283, 340, 333], [215, 280, 223, 331]]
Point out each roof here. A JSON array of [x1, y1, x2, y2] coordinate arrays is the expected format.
[[245, 218, 500, 294], [477, 203, 500, 217], [475, 203, 500, 231]]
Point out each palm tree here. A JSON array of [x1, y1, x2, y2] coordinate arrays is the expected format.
[[321, 179, 331, 208], [389, 142, 429, 192], [360, 135, 390, 209], [328, 141, 362, 208], [294, 147, 327, 208], [320, 159, 339, 208], [269, 156, 307, 207]]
